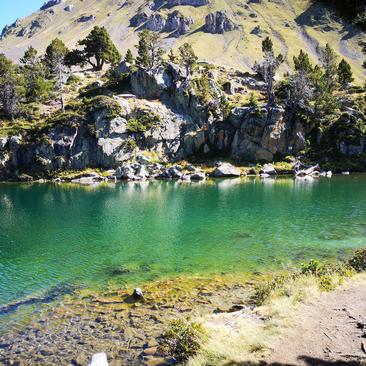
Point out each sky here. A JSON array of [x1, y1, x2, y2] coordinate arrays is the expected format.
[[0, 0, 44, 31]]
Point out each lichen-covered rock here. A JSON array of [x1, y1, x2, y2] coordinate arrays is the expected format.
[[204, 11, 237, 34]]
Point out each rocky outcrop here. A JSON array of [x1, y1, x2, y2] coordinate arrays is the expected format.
[[1, 20, 21, 39], [204, 11, 237, 34], [165, 11, 194, 36], [40, 0, 62, 11], [77, 15, 96, 23], [144, 14, 166, 32], [166, 0, 210, 7], [130, 12, 151, 27]]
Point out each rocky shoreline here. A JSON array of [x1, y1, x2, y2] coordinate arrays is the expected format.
[[0, 274, 252, 366]]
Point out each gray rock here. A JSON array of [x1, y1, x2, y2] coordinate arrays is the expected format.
[[132, 288, 144, 300], [130, 11, 151, 27], [0, 137, 8, 150], [260, 163, 276, 175], [77, 15, 96, 23], [145, 13, 166, 32], [165, 10, 194, 36], [64, 5, 74, 11], [135, 165, 150, 179], [115, 164, 136, 179], [89, 353, 109, 366], [214, 162, 240, 177], [136, 155, 152, 165], [205, 11, 237, 34], [190, 171, 206, 180]]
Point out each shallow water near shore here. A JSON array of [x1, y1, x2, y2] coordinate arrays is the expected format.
[[1, 175, 366, 309]]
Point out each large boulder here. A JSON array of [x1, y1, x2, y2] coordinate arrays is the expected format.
[[214, 162, 240, 177], [131, 66, 173, 99], [40, 0, 62, 10]]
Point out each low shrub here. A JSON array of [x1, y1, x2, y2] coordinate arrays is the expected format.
[[161, 319, 205, 362], [348, 249, 366, 272]]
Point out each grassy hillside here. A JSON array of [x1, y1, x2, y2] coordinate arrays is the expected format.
[[0, 0, 365, 82]]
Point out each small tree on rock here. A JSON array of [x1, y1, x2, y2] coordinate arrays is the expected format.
[[178, 43, 198, 78], [254, 36, 284, 106], [124, 49, 134, 64], [136, 30, 163, 69], [288, 50, 314, 106]]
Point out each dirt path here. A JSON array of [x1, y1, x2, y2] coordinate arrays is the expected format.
[[266, 281, 366, 365]]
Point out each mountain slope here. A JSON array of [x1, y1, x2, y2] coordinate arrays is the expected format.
[[0, 0, 365, 82]]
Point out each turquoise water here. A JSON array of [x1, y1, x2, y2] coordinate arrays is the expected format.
[[1, 176, 366, 306]]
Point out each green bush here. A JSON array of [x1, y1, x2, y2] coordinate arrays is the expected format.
[[124, 138, 137, 151], [161, 319, 205, 362], [348, 248, 366, 272], [301, 259, 326, 276], [127, 112, 160, 133]]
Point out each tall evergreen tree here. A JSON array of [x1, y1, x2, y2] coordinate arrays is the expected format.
[[254, 37, 284, 106], [43, 38, 69, 72], [337, 59, 354, 89], [319, 43, 338, 92], [20, 46, 51, 102], [44, 39, 69, 112], [135, 30, 163, 69], [289, 50, 314, 106], [178, 43, 198, 78], [0, 54, 24, 119]]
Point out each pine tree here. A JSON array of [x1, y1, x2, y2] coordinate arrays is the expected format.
[[77, 26, 121, 70], [0, 54, 24, 119], [178, 43, 198, 77], [319, 43, 338, 92], [124, 49, 134, 64], [44, 39, 69, 111], [254, 37, 284, 106], [293, 49, 313, 73], [337, 59, 354, 89], [136, 30, 163, 69], [44, 38, 69, 72], [289, 50, 314, 106], [20, 46, 51, 102]]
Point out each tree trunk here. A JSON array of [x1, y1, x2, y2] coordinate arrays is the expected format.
[[60, 93, 65, 113]]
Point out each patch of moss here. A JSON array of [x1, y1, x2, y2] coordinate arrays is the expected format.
[[127, 112, 161, 133]]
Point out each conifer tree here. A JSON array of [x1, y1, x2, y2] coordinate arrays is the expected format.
[[0, 54, 24, 119], [254, 37, 284, 106], [136, 30, 163, 69], [124, 49, 134, 64], [337, 59, 354, 89], [178, 43, 198, 77]]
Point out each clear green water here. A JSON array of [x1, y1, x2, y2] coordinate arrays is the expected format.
[[1, 176, 366, 306]]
